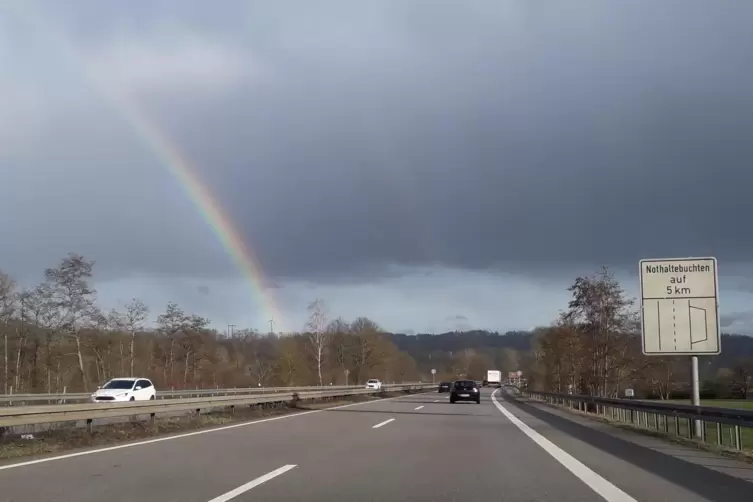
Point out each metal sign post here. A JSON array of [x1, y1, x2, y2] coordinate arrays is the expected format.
[[639, 257, 720, 439]]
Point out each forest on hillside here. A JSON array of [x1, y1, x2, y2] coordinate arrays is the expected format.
[[0, 254, 751, 399]]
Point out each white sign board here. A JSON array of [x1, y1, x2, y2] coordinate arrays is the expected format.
[[431, 369, 436, 375], [639, 257, 720, 356], [625, 388, 635, 398]]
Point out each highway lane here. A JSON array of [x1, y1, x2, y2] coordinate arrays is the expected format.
[[1, 389, 752, 501], [245, 390, 608, 502]]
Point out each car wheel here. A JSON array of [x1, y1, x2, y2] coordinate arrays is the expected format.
[[450, 397, 456, 404], [476, 399, 481, 404], [149, 395, 155, 400], [129, 396, 135, 401]]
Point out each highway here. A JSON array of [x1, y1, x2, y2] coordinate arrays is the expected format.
[[1, 389, 752, 501]]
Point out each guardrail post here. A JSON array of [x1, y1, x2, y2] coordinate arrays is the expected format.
[[716, 422, 722, 445], [150, 413, 156, 427], [734, 426, 742, 450], [85, 418, 93, 434], [674, 416, 680, 436]]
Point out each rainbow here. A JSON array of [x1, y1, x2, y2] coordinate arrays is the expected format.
[[6, 2, 283, 331], [115, 102, 284, 331]]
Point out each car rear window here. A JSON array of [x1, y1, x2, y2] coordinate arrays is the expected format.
[[454, 381, 475, 389]]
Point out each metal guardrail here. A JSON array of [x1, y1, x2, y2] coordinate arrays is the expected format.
[[0, 384, 435, 431], [0, 384, 425, 406], [522, 390, 753, 451]]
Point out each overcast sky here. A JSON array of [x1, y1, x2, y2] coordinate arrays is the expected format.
[[1, 1, 752, 334]]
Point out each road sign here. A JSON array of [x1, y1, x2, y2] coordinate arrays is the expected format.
[[516, 370, 523, 377], [625, 388, 635, 398], [431, 369, 436, 375], [508, 371, 517, 380], [639, 257, 720, 356]]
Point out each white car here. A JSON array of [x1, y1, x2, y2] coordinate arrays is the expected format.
[[365, 379, 382, 390], [90, 378, 156, 403]]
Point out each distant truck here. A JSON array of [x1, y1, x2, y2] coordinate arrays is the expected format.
[[486, 370, 502, 387]]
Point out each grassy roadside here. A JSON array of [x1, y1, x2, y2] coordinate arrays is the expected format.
[[520, 396, 753, 464], [0, 390, 418, 462], [661, 399, 753, 411]]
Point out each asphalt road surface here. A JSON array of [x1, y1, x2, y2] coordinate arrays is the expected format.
[[1, 389, 752, 502]]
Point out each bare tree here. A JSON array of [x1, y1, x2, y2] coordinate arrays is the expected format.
[[20, 284, 57, 392], [306, 298, 330, 386], [729, 359, 753, 399], [181, 314, 210, 386], [156, 302, 189, 386], [350, 317, 385, 383], [563, 267, 636, 396], [43, 254, 101, 391], [121, 299, 148, 377], [275, 335, 308, 385], [328, 317, 352, 381], [0, 271, 17, 393]]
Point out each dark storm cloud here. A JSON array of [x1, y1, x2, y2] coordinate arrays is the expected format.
[[4, 1, 753, 284], [163, 0, 753, 280]]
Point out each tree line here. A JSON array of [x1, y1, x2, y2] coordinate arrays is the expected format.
[[2, 255, 750, 398], [0, 254, 420, 394], [522, 267, 753, 400]]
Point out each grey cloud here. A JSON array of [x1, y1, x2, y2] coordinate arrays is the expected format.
[[720, 311, 753, 329], [446, 315, 469, 322], [197, 285, 211, 296], [3, 1, 753, 289]]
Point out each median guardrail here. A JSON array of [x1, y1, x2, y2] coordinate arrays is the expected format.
[[0, 384, 426, 406], [0, 384, 435, 433], [522, 390, 753, 451]]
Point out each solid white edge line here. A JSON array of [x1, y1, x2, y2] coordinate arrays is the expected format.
[[491, 390, 637, 502], [207, 464, 296, 502], [414, 405, 424, 410], [0, 391, 431, 472], [433, 400, 440, 402], [372, 418, 396, 429]]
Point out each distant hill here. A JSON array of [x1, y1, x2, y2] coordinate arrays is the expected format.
[[386, 330, 534, 377], [387, 330, 753, 377], [388, 330, 533, 356]]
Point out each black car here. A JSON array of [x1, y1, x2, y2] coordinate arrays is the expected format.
[[449, 380, 480, 404], [438, 381, 452, 393]]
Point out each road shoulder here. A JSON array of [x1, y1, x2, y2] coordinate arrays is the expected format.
[[499, 391, 753, 502]]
